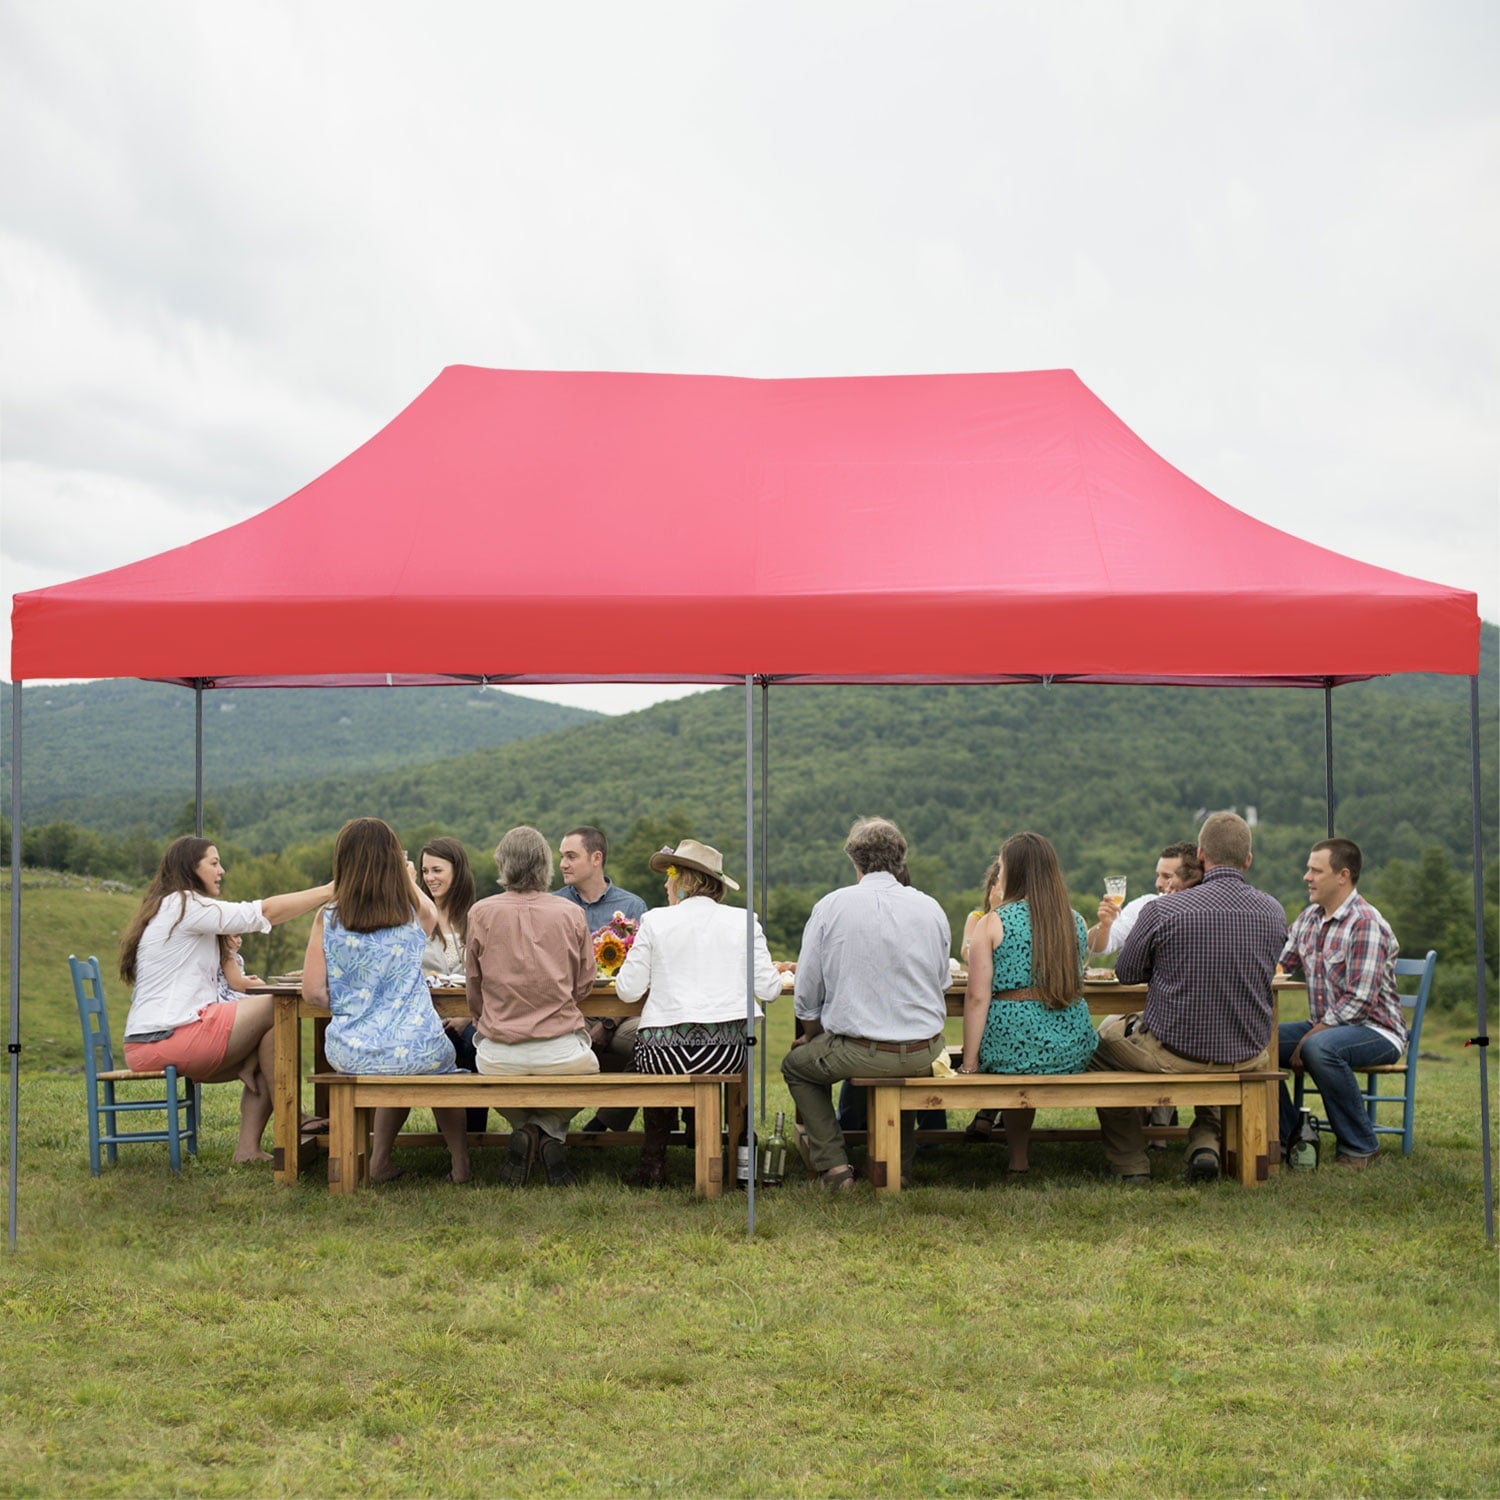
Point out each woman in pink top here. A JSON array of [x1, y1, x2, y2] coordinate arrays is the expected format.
[[465, 825, 598, 1188]]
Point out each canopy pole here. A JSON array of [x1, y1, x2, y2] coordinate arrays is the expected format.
[[759, 679, 770, 1122], [8, 682, 24, 1250], [194, 681, 205, 836], [1467, 675, 1493, 1243], [1323, 682, 1336, 837], [743, 675, 757, 1237]]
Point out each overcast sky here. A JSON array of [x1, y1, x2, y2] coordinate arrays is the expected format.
[[2, 1, 1495, 713]]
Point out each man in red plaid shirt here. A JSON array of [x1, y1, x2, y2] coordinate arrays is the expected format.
[[1278, 838, 1405, 1169]]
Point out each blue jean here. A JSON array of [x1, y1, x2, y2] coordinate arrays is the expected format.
[[1278, 1021, 1400, 1158]]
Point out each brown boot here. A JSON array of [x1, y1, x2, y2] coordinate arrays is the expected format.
[[629, 1111, 672, 1187]]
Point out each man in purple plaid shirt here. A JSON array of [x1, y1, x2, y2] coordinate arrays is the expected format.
[[1278, 838, 1404, 1169], [1093, 812, 1285, 1183]]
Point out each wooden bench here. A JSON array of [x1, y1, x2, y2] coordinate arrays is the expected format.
[[850, 1071, 1282, 1195], [310, 1073, 745, 1198]]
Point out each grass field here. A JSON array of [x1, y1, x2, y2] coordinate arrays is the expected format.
[[2, 880, 1498, 1497]]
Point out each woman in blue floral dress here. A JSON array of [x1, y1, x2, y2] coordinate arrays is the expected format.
[[302, 817, 470, 1183], [958, 831, 1096, 1177]]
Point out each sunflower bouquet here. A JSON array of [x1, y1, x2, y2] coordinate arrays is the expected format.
[[592, 911, 639, 979]]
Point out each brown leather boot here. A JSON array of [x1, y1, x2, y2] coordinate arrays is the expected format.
[[629, 1110, 672, 1187]]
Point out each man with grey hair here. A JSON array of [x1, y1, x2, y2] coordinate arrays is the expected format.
[[782, 817, 952, 1190], [1091, 811, 1285, 1184]]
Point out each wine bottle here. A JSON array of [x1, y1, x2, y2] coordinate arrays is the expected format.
[[1288, 1108, 1320, 1171], [759, 1111, 788, 1187], [736, 1131, 756, 1188]]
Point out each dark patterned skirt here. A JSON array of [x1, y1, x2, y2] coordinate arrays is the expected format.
[[634, 1020, 748, 1076]]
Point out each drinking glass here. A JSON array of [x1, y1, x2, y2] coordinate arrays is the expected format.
[[1104, 876, 1127, 909]]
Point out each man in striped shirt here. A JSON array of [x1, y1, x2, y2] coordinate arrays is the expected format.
[[1278, 838, 1404, 1169], [1093, 812, 1285, 1183]]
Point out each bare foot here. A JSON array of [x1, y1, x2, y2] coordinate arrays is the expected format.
[[369, 1164, 404, 1184], [238, 1063, 263, 1095], [231, 1148, 273, 1164], [449, 1164, 473, 1184]]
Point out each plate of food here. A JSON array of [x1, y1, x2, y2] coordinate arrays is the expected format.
[[1085, 967, 1119, 983]]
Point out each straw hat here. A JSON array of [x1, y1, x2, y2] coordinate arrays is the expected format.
[[648, 838, 740, 891]]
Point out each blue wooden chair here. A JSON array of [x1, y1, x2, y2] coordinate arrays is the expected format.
[[71, 954, 200, 1174], [1293, 948, 1436, 1156]]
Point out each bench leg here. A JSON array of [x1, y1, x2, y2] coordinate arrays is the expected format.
[[693, 1082, 724, 1200], [328, 1088, 365, 1195], [1235, 1086, 1270, 1186], [867, 1085, 901, 1196]]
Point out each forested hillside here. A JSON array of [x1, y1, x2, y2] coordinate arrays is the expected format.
[[1, 678, 598, 825], [6, 628, 1494, 989]]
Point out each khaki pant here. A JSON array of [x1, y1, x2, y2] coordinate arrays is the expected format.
[[588, 1015, 641, 1130], [1090, 1013, 1271, 1177], [781, 1031, 945, 1176], [475, 1030, 601, 1142]]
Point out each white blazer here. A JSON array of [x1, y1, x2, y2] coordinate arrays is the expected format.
[[615, 897, 781, 1028]]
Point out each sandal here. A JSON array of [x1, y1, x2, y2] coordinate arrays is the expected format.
[[300, 1115, 329, 1135], [818, 1164, 858, 1192]]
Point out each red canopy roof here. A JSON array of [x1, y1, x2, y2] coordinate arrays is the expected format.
[[10, 367, 1480, 687]]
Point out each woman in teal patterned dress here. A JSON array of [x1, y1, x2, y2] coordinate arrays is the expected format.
[[958, 831, 1096, 1177], [302, 817, 471, 1184]]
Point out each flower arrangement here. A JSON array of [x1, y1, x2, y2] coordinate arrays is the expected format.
[[592, 911, 639, 978]]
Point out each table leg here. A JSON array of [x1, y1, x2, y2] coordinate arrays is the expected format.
[[272, 996, 302, 1185], [725, 1077, 746, 1186], [1266, 995, 1282, 1175]]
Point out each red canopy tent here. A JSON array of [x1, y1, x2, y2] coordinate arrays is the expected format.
[[7, 367, 1489, 1239], [10, 366, 1478, 685]]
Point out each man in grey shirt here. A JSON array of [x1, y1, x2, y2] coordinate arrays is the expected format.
[[782, 817, 952, 1189]]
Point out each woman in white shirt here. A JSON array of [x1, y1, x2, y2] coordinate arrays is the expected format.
[[418, 837, 475, 979], [120, 836, 333, 1162], [614, 838, 780, 1186]]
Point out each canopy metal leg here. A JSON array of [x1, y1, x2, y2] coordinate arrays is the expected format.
[[743, 675, 757, 1237], [1323, 681, 1336, 837], [1467, 675, 1493, 1243], [759, 679, 770, 1121], [8, 681, 23, 1250], [194, 680, 205, 836]]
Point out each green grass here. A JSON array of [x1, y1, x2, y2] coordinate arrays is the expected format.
[[3, 882, 1498, 1496], [3, 1044, 1495, 1499]]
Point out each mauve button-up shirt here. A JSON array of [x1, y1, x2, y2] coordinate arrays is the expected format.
[[466, 890, 594, 1045]]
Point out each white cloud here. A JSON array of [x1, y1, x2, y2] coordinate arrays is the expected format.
[[2, 0, 1495, 715]]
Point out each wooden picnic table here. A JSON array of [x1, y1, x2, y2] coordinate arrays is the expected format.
[[265, 975, 1304, 1183]]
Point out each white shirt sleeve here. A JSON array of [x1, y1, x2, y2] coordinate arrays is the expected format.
[[1101, 892, 1156, 956], [752, 917, 781, 1003], [173, 891, 273, 936], [613, 913, 655, 1003]]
